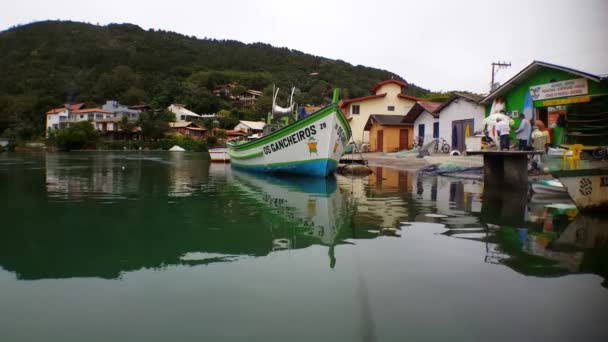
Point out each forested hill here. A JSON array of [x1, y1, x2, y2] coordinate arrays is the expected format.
[[0, 20, 429, 134]]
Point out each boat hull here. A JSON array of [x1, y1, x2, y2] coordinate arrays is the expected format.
[[209, 148, 230, 162], [227, 104, 351, 177], [530, 179, 566, 194], [551, 168, 608, 212]]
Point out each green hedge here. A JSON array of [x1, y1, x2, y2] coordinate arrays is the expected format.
[[159, 136, 208, 151]]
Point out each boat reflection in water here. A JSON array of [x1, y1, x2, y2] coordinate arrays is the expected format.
[[372, 167, 608, 287], [228, 168, 356, 268]]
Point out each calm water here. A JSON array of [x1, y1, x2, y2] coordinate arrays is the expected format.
[[0, 152, 606, 342]]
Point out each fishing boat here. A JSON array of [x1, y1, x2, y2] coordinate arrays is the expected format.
[[208, 147, 230, 162], [227, 89, 351, 177], [530, 179, 567, 194], [550, 168, 608, 212]]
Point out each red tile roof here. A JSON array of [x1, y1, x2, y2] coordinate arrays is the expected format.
[[397, 93, 423, 101], [403, 100, 443, 123], [418, 100, 442, 113], [67, 103, 85, 111], [46, 107, 67, 115], [372, 79, 408, 92]]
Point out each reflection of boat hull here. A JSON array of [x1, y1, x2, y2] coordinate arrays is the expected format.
[[227, 103, 351, 177], [530, 179, 566, 194], [551, 168, 608, 211], [231, 171, 344, 246], [209, 148, 230, 162], [529, 193, 572, 205]]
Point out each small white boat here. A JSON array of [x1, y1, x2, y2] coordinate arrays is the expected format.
[[169, 145, 186, 152], [209, 148, 230, 162], [530, 179, 567, 194]]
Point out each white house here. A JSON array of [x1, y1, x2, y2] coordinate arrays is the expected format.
[[404, 93, 485, 152], [401, 100, 442, 144], [233, 120, 266, 135], [46, 107, 71, 131], [340, 79, 421, 145], [167, 104, 216, 122], [45, 103, 127, 135], [70, 108, 117, 132]]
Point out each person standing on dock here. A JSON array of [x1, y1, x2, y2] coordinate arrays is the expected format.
[[496, 117, 511, 151], [515, 113, 532, 150]]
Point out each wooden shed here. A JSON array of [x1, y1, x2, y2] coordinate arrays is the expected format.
[[364, 115, 414, 152]]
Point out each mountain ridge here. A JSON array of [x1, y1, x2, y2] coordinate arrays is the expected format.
[[0, 20, 430, 134]]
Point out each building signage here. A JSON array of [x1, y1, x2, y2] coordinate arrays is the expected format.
[[530, 78, 588, 101], [542, 96, 591, 107]]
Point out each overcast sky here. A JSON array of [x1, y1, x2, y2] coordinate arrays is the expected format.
[[2, 0, 607, 94]]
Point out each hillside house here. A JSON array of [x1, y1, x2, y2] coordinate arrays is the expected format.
[[234, 120, 266, 135], [46, 105, 124, 134], [340, 80, 421, 145], [169, 121, 208, 139], [102, 100, 140, 120]]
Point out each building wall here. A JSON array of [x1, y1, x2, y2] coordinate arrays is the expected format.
[[413, 111, 438, 143], [234, 123, 251, 133], [438, 100, 485, 151], [369, 124, 413, 153], [46, 111, 68, 130], [348, 84, 417, 144]]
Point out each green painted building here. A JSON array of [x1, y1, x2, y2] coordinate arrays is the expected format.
[[481, 61, 608, 146]]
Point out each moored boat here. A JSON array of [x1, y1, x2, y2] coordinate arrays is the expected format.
[[209, 147, 230, 162], [550, 168, 608, 212], [530, 179, 567, 194], [227, 89, 351, 177]]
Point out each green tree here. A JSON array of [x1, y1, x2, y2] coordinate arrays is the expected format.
[[230, 85, 247, 97], [56, 121, 99, 150], [118, 116, 137, 136], [138, 110, 174, 141]]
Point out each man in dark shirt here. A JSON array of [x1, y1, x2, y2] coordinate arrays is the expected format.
[[481, 131, 495, 149]]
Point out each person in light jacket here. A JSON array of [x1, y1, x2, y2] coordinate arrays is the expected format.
[[495, 117, 511, 151], [515, 113, 532, 151]]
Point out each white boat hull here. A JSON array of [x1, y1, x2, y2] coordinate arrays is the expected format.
[[551, 168, 608, 212], [530, 179, 566, 194], [209, 148, 230, 162]]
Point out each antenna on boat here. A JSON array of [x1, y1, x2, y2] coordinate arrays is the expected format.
[[332, 88, 340, 104]]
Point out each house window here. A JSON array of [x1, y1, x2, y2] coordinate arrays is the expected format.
[[352, 105, 360, 115], [433, 122, 439, 138], [388, 106, 395, 111]]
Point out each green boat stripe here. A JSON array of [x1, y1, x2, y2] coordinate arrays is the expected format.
[[231, 158, 337, 168], [228, 151, 263, 160], [227, 104, 351, 152]]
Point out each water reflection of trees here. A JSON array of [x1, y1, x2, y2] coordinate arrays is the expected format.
[[1, 155, 395, 280]]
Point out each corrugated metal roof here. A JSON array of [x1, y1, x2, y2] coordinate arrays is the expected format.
[[238, 120, 266, 130]]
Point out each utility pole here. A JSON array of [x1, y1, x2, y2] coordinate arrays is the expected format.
[[490, 61, 511, 92]]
